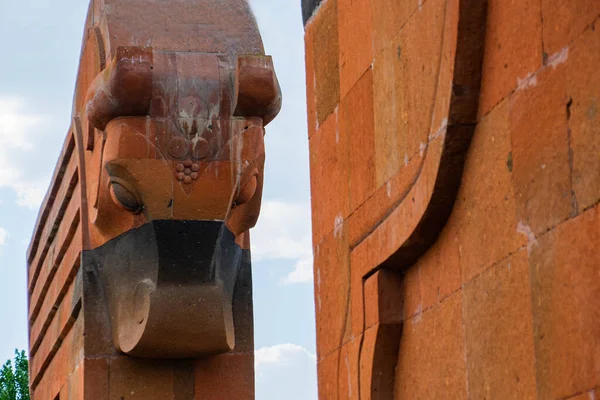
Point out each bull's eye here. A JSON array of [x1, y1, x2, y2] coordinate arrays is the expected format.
[[235, 175, 258, 206], [109, 179, 143, 214]]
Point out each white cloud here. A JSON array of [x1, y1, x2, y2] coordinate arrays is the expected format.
[[0, 97, 41, 150], [255, 343, 316, 367], [251, 201, 312, 260], [0, 228, 9, 254], [251, 200, 314, 284], [12, 179, 49, 209], [280, 255, 314, 285], [0, 228, 8, 245], [0, 96, 50, 209], [255, 344, 317, 400]]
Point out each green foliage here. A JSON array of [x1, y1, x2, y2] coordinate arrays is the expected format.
[[0, 350, 29, 400]]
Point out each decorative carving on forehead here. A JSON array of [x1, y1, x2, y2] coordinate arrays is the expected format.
[[86, 48, 281, 129]]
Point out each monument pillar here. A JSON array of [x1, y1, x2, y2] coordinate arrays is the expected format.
[[303, 0, 600, 398], [26, 1, 281, 399]]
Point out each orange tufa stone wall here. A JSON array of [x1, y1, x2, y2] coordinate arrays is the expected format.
[[303, 0, 600, 398]]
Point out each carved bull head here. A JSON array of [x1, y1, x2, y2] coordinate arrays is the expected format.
[[76, 1, 281, 359]]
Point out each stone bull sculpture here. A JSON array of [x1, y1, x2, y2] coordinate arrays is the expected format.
[[27, 1, 280, 398]]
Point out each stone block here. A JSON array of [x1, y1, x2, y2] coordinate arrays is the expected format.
[[510, 62, 572, 236], [530, 205, 600, 399], [347, 153, 422, 246], [313, 225, 350, 359], [29, 201, 80, 323], [62, 362, 84, 400], [419, 213, 461, 310], [402, 259, 422, 320], [312, 0, 340, 126], [340, 69, 376, 212], [373, 0, 446, 186], [360, 323, 402, 399], [542, 0, 600, 54], [463, 251, 537, 400], [349, 264, 365, 339], [317, 350, 340, 400], [479, 0, 543, 116], [84, 357, 109, 400], [28, 153, 79, 291], [363, 270, 403, 329], [309, 111, 350, 245], [173, 361, 196, 400], [394, 0, 446, 160], [338, 338, 360, 399], [305, 23, 317, 139], [31, 316, 83, 399], [457, 98, 525, 282], [349, 135, 445, 277], [195, 353, 254, 399], [370, 0, 420, 55], [30, 293, 81, 385], [373, 45, 405, 186], [568, 25, 600, 211], [108, 356, 175, 399], [30, 228, 81, 352], [338, 0, 373, 98], [395, 294, 468, 398], [30, 273, 78, 357], [567, 389, 600, 400]]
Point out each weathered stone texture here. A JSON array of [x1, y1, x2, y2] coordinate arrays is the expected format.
[[304, 0, 600, 398], [28, 0, 280, 399]]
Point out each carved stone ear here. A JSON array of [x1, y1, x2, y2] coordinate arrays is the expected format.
[[233, 55, 282, 126], [86, 46, 153, 130]]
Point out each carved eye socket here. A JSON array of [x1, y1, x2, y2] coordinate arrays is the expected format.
[[109, 179, 143, 214], [235, 175, 258, 206]]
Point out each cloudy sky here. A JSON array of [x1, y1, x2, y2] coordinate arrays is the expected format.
[[0, 1, 317, 398]]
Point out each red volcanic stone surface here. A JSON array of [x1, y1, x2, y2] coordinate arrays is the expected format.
[[29, 0, 281, 399], [304, 0, 600, 399]]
